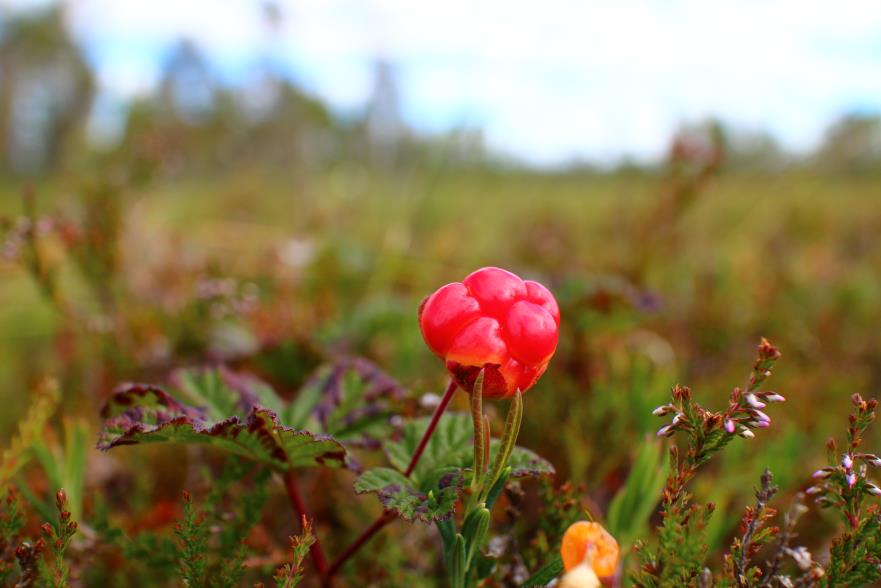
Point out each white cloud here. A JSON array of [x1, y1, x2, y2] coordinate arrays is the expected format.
[[32, 0, 881, 163]]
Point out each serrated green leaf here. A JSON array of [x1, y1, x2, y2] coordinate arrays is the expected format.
[[174, 368, 242, 420], [98, 384, 346, 471], [385, 413, 552, 484], [371, 411, 552, 522], [285, 358, 405, 448], [360, 411, 553, 525], [385, 413, 473, 483], [493, 443, 555, 479], [354, 466, 463, 522]]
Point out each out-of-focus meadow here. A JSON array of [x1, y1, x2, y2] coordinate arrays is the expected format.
[[2, 4, 881, 587]]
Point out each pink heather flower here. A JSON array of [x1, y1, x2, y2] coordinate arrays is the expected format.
[[656, 425, 675, 437], [745, 394, 766, 409]]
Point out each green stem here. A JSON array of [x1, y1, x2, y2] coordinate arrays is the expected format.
[[470, 371, 486, 494], [482, 391, 523, 502]]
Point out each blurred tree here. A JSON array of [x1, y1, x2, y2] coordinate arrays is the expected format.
[[720, 126, 789, 172], [815, 113, 881, 174], [158, 40, 218, 125], [365, 59, 406, 168], [0, 6, 94, 175]]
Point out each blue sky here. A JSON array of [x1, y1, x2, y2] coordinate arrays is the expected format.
[[6, 0, 881, 165]]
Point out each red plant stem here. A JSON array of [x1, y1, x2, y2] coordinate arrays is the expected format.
[[283, 470, 330, 582], [325, 511, 395, 578], [405, 378, 459, 476], [324, 378, 459, 579]]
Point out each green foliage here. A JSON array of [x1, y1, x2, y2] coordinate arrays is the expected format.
[[354, 467, 463, 522], [169, 459, 271, 588], [98, 361, 407, 476], [210, 461, 271, 587], [0, 490, 25, 585], [284, 357, 406, 449], [30, 419, 89, 522], [356, 412, 553, 523], [39, 489, 79, 588], [824, 514, 881, 586], [272, 517, 316, 588], [175, 491, 208, 587], [718, 470, 779, 588], [521, 556, 564, 587], [606, 438, 670, 551], [809, 394, 881, 587], [97, 378, 347, 471], [0, 379, 60, 488], [4, 108, 881, 588], [634, 339, 783, 587]]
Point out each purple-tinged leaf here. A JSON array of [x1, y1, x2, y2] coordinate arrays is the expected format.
[[354, 466, 463, 523], [98, 384, 345, 470], [286, 358, 406, 449]]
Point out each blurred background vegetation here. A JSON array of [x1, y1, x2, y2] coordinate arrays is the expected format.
[[1, 3, 881, 586]]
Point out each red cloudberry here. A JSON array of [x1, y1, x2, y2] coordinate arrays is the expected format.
[[418, 267, 560, 398]]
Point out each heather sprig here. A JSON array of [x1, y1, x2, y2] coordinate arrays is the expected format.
[[807, 393, 880, 527], [759, 495, 810, 587], [175, 490, 209, 588], [15, 539, 46, 588], [805, 393, 881, 586], [720, 470, 780, 588], [39, 489, 79, 588], [634, 339, 783, 587], [0, 489, 25, 585], [169, 460, 270, 588], [272, 516, 317, 588]]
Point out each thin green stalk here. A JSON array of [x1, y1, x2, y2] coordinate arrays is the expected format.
[[482, 391, 523, 502], [470, 371, 486, 495]]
